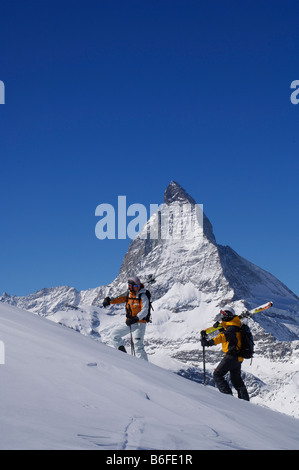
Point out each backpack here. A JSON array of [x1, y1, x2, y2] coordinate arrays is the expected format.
[[239, 324, 254, 359], [138, 289, 153, 323], [126, 289, 153, 323]]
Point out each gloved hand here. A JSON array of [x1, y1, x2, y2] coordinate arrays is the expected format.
[[103, 297, 111, 307], [200, 336, 214, 347], [126, 316, 139, 326], [242, 310, 250, 318]]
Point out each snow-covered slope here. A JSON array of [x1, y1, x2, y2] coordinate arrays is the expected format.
[[46, 289, 299, 420], [0, 302, 298, 450]]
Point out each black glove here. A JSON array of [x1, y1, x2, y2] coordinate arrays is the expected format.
[[242, 310, 250, 318], [212, 321, 224, 332], [103, 297, 111, 307], [126, 316, 139, 326], [200, 335, 214, 347]]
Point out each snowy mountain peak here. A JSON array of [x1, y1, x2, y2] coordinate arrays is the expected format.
[[2, 181, 298, 324], [163, 181, 216, 244], [164, 180, 196, 205]]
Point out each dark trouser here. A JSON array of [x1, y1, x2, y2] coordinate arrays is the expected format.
[[213, 355, 249, 401]]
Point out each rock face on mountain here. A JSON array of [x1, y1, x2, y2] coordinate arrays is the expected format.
[[109, 181, 229, 304], [103, 181, 299, 333], [1, 181, 299, 418], [0, 286, 103, 316]]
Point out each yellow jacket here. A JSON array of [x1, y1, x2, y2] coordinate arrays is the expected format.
[[213, 315, 243, 362]]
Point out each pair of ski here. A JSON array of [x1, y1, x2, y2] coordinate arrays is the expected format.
[[201, 301, 273, 385], [202, 301, 273, 336]]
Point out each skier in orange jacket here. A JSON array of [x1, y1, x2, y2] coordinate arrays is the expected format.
[[103, 276, 149, 360]]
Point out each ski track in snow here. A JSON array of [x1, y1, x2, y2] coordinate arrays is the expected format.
[[77, 416, 146, 450], [122, 415, 145, 450]]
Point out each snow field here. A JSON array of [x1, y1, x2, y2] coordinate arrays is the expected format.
[[0, 303, 298, 450]]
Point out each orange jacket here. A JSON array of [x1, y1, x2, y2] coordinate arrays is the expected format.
[[110, 289, 148, 323], [213, 315, 243, 362]]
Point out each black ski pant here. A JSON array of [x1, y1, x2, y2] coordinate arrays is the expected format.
[[213, 355, 249, 401]]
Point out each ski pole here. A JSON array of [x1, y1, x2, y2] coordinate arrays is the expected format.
[[129, 325, 135, 356], [200, 331, 206, 385]]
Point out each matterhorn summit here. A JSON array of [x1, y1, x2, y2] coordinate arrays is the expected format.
[[108, 180, 230, 304], [104, 181, 298, 322]]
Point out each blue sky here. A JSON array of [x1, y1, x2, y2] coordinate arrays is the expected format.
[[0, 0, 298, 297]]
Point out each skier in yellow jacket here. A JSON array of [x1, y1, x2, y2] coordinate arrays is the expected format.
[[201, 307, 250, 401], [103, 276, 149, 361]]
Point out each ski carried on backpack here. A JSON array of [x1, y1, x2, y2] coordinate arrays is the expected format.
[[203, 301, 273, 336]]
